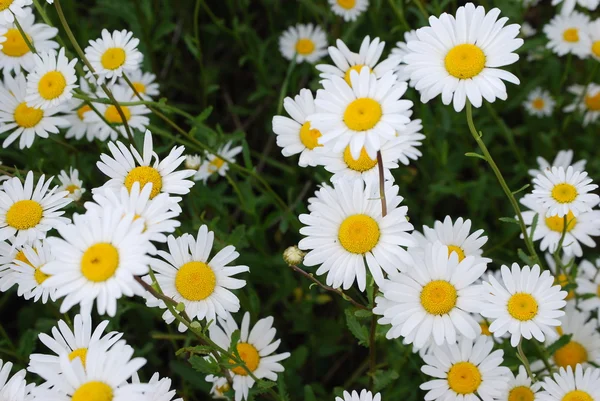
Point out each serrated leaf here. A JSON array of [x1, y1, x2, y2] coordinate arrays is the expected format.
[[354, 309, 373, 318], [257, 380, 276, 389], [229, 330, 241, 353], [176, 345, 213, 356], [195, 106, 213, 124], [547, 334, 573, 355], [373, 369, 400, 392], [345, 309, 369, 347], [189, 355, 220, 375]]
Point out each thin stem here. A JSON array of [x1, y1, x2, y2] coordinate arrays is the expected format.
[[12, 15, 36, 53], [517, 340, 534, 380], [533, 340, 554, 374]]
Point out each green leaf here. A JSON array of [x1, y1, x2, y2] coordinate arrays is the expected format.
[[530, 213, 539, 239], [229, 329, 241, 353], [517, 249, 535, 266], [175, 345, 213, 356], [354, 309, 373, 318], [465, 152, 487, 161], [547, 334, 573, 355], [373, 369, 400, 392], [189, 355, 220, 375], [257, 380, 277, 389], [499, 217, 519, 225], [304, 385, 318, 401], [345, 309, 369, 347], [512, 184, 530, 195], [194, 106, 213, 124]]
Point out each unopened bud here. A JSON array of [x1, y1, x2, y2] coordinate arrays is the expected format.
[[185, 154, 201, 170], [283, 245, 305, 266], [176, 302, 186, 312], [190, 321, 201, 329]]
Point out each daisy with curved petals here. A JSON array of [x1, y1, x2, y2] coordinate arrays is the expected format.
[[206, 312, 290, 401], [5, 239, 56, 304], [499, 366, 541, 401], [528, 150, 587, 178], [480, 263, 567, 347], [278, 24, 327, 64], [299, 179, 414, 291], [0, 171, 71, 247], [336, 390, 381, 401], [43, 207, 153, 317], [403, 3, 523, 112], [374, 242, 487, 347], [310, 68, 412, 159], [0, 359, 33, 401], [195, 142, 242, 183], [532, 166, 599, 218], [552, 0, 599, 15], [97, 130, 195, 199], [420, 335, 510, 401], [84, 29, 143, 85], [564, 84, 600, 126], [328, 0, 369, 22], [0, 0, 32, 25], [120, 69, 160, 100], [25, 48, 78, 110], [524, 88, 555, 118], [144, 225, 248, 332], [272, 89, 323, 167], [28, 313, 123, 381], [576, 258, 600, 314], [544, 12, 591, 58], [538, 365, 600, 401], [56, 168, 86, 202]]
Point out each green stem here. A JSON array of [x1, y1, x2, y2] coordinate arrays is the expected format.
[[558, 54, 572, 94], [533, 341, 553, 374], [517, 340, 534, 380], [12, 15, 36, 53]]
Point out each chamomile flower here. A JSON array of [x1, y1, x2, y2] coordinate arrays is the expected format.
[[481, 263, 568, 347], [0, 171, 71, 247], [43, 207, 153, 317], [420, 335, 510, 401], [499, 366, 541, 401], [6, 240, 56, 304], [0, 73, 69, 149], [374, 242, 487, 347], [576, 258, 600, 313], [0, 0, 32, 25], [299, 179, 415, 291], [310, 68, 412, 159], [552, 0, 599, 15], [521, 194, 600, 257], [120, 69, 159, 100], [184, 154, 201, 170], [84, 29, 143, 85], [28, 313, 123, 381], [138, 373, 182, 401], [195, 142, 242, 183], [96, 130, 195, 199], [207, 312, 290, 401], [544, 12, 591, 58], [25, 48, 78, 110], [278, 24, 327, 63], [524, 88, 555, 117], [206, 376, 230, 399], [0, 9, 58, 73], [316, 36, 400, 85], [538, 365, 600, 401], [328, 0, 369, 22], [0, 359, 33, 401], [403, 3, 523, 112], [63, 79, 97, 142], [56, 168, 85, 201], [589, 19, 600, 61], [272, 89, 323, 167], [336, 390, 381, 401], [564, 84, 600, 126], [143, 225, 248, 332], [390, 30, 418, 83], [532, 166, 599, 217], [528, 150, 587, 178]]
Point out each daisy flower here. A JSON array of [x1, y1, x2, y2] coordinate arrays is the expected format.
[[564, 84, 600, 126], [544, 253, 578, 301], [84, 84, 150, 141], [480, 263, 567, 347], [0, 171, 71, 247], [272, 89, 323, 167], [538, 365, 600, 401], [43, 207, 154, 317], [299, 179, 415, 291], [524, 88, 555, 117], [0, 0, 32, 25], [528, 150, 586, 178], [551, 0, 599, 15], [328, 0, 369, 22], [0, 359, 33, 401], [544, 12, 591, 58], [403, 3, 523, 112], [63, 78, 98, 142], [140, 373, 182, 401], [184, 154, 201, 170], [194, 141, 242, 183], [120, 69, 159, 100], [521, 23, 537, 38], [499, 366, 541, 401], [336, 390, 380, 401], [0, 73, 69, 149], [278, 24, 327, 63], [374, 242, 487, 347], [143, 225, 248, 331], [96, 130, 195, 199], [521, 194, 600, 257], [589, 19, 600, 61], [0, 8, 59, 73], [84, 29, 143, 85], [28, 313, 123, 381], [56, 168, 85, 202], [390, 30, 418, 83], [576, 258, 600, 313], [206, 312, 290, 401], [420, 335, 510, 401], [25, 48, 78, 110], [310, 68, 412, 159], [532, 166, 599, 217], [206, 376, 230, 399]]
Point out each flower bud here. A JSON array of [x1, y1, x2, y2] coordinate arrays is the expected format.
[[283, 245, 305, 266]]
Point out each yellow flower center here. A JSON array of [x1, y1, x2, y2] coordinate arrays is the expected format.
[[344, 65, 372, 86], [77, 104, 92, 121], [447, 362, 482, 395], [597, 284, 600, 298], [420, 280, 458, 315], [34, 266, 49, 284], [38, 71, 67, 100], [216, 384, 230, 395], [295, 38, 315, 55], [124, 166, 162, 199], [447, 245, 465, 262], [2, 29, 32, 57], [508, 386, 535, 401], [563, 28, 579, 43], [551, 183, 578, 204], [299, 122, 322, 150], [14, 102, 43, 128], [65, 184, 79, 194], [585, 92, 600, 111], [337, 0, 356, 9], [175, 261, 217, 301], [132, 82, 146, 94], [80, 243, 119, 282], [338, 214, 380, 254], [0, 0, 14, 11], [6, 200, 43, 230], [208, 158, 225, 173], [104, 105, 131, 124], [444, 44, 486, 79], [101, 48, 126, 70], [230, 343, 260, 376], [15, 250, 32, 266], [562, 390, 593, 401], [72, 381, 113, 401], [507, 293, 538, 321], [592, 41, 600, 58], [553, 341, 588, 369], [343, 98, 382, 131], [343, 146, 377, 172], [545, 211, 577, 233], [480, 322, 491, 336], [555, 273, 575, 301], [68, 348, 88, 368], [532, 98, 545, 110]]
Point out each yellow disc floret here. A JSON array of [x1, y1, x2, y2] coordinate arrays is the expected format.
[[532, 98, 545, 110], [72, 381, 113, 401], [338, 214, 380, 254], [6, 200, 43, 230], [343, 98, 382, 131], [585, 92, 600, 111], [132, 82, 146, 94], [343, 146, 377, 172], [124, 166, 163, 199], [101, 48, 126, 70], [34, 267, 49, 285], [447, 245, 465, 262], [0, 0, 14, 11], [551, 183, 578, 204], [553, 341, 588, 369], [508, 386, 535, 401], [104, 105, 131, 124], [420, 280, 457, 315], [80, 243, 119, 282], [480, 322, 491, 336], [175, 261, 217, 301], [14, 102, 43, 128], [447, 362, 482, 395], [592, 41, 600, 58], [230, 343, 260, 376], [299, 122, 322, 150], [344, 65, 372, 86], [444, 44, 486, 79], [545, 211, 577, 233], [68, 348, 88, 367], [2, 29, 32, 57], [295, 38, 315, 55], [562, 390, 593, 401], [38, 71, 67, 100], [77, 104, 92, 121], [337, 0, 356, 9], [563, 28, 579, 43], [507, 293, 538, 321]]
